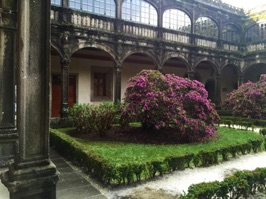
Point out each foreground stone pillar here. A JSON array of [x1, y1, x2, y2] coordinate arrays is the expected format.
[[0, 0, 18, 167], [1, 1, 59, 198], [60, 56, 70, 118]]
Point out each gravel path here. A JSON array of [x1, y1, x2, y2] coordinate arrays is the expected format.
[[101, 151, 266, 199]]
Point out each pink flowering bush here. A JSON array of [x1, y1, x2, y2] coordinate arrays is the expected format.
[[223, 74, 266, 119], [123, 70, 219, 143]]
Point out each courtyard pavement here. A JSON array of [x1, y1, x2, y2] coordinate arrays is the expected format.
[[0, 148, 107, 199]]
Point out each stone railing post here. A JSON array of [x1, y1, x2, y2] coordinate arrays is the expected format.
[[1, 1, 59, 198]]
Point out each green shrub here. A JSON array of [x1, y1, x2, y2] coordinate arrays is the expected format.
[[69, 103, 92, 132], [89, 102, 116, 137], [115, 101, 134, 129], [124, 69, 220, 143], [181, 181, 221, 199], [165, 153, 194, 171], [223, 75, 266, 119], [221, 176, 249, 198], [69, 102, 116, 137], [181, 168, 266, 199], [260, 128, 266, 137], [198, 150, 219, 167]]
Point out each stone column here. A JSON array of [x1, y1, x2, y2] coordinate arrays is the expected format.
[[116, 0, 122, 19], [0, 0, 17, 167], [1, 1, 59, 198], [238, 74, 244, 88], [114, 64, 122, 102], [187, 71, 195, 80], [60, 56, 70, 118], [215, 73, 222, 109], [62, 0, 68, 7]]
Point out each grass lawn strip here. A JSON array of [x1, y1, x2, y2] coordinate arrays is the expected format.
[[50, 127, 264, 185]]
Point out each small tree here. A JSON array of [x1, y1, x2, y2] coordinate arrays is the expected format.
[[123, 69, 219, 142], [223, 74, 266, 119]]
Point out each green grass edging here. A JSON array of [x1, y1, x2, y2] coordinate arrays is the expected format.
[[180, 167, 266, 199], [50, 128, 265, 185]]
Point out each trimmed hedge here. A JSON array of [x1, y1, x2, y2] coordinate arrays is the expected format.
[[50, 117, 74, 129], [217, 110, 233, 116], [180, 167, 266, 199], [220, 116, 266, 128], [50, 129, 265, 186]]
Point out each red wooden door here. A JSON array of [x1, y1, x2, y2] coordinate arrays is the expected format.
[[51, 75, 76, 117]]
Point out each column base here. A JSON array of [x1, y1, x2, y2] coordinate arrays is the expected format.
[[1, 161, 59, 199], [0, 130, 18, 168], [60, 102, 69, 118]]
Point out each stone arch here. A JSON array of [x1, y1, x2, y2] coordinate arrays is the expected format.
[[220, 64, 240, 102], [221, 63, 241, 75], [221, 22, 242, 32], [51, 43, 64, 58], [142, 0, 159, 11], [121, 0, 159, 26], [245, 21, 266, 43], [70, 42, 116, 62], [161, 53, 191, 77], [194, 58, 219, 74], [162, 53, 191, 70], [121, 50, 158, 67], [194, 59, 218, 93], [162, 6, 192, 21], [121, 51, 158, 98], [243, 62, 266, 83], [69, 46, 117, 104], [221, 23, 241, 42], [194, 16, 219, 38], [162, 8, 192, 33]]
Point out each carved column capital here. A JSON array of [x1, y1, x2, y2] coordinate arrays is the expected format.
[[60, 31, 70, 44]]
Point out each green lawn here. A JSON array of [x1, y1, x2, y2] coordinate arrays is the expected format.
[[53, 127, 264, 165]]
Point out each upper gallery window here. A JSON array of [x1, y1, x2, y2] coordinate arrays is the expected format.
[[51, 0, 61, 6], [245, 22, 266, 43], [195, 17, 218, 38], [222, 24, 240, 42], [122, 0, 158, 26], [163, 9, 191, 33], [69, 0, 116, 18]]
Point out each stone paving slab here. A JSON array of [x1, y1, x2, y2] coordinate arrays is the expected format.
[[0, 148, 107, 199]]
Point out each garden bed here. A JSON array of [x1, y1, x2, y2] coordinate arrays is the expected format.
[[50, 127, 265, 186]]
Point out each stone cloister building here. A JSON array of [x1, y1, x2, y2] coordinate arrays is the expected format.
[[1, 0, 266, 197], [50, 0, 266, 118]]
